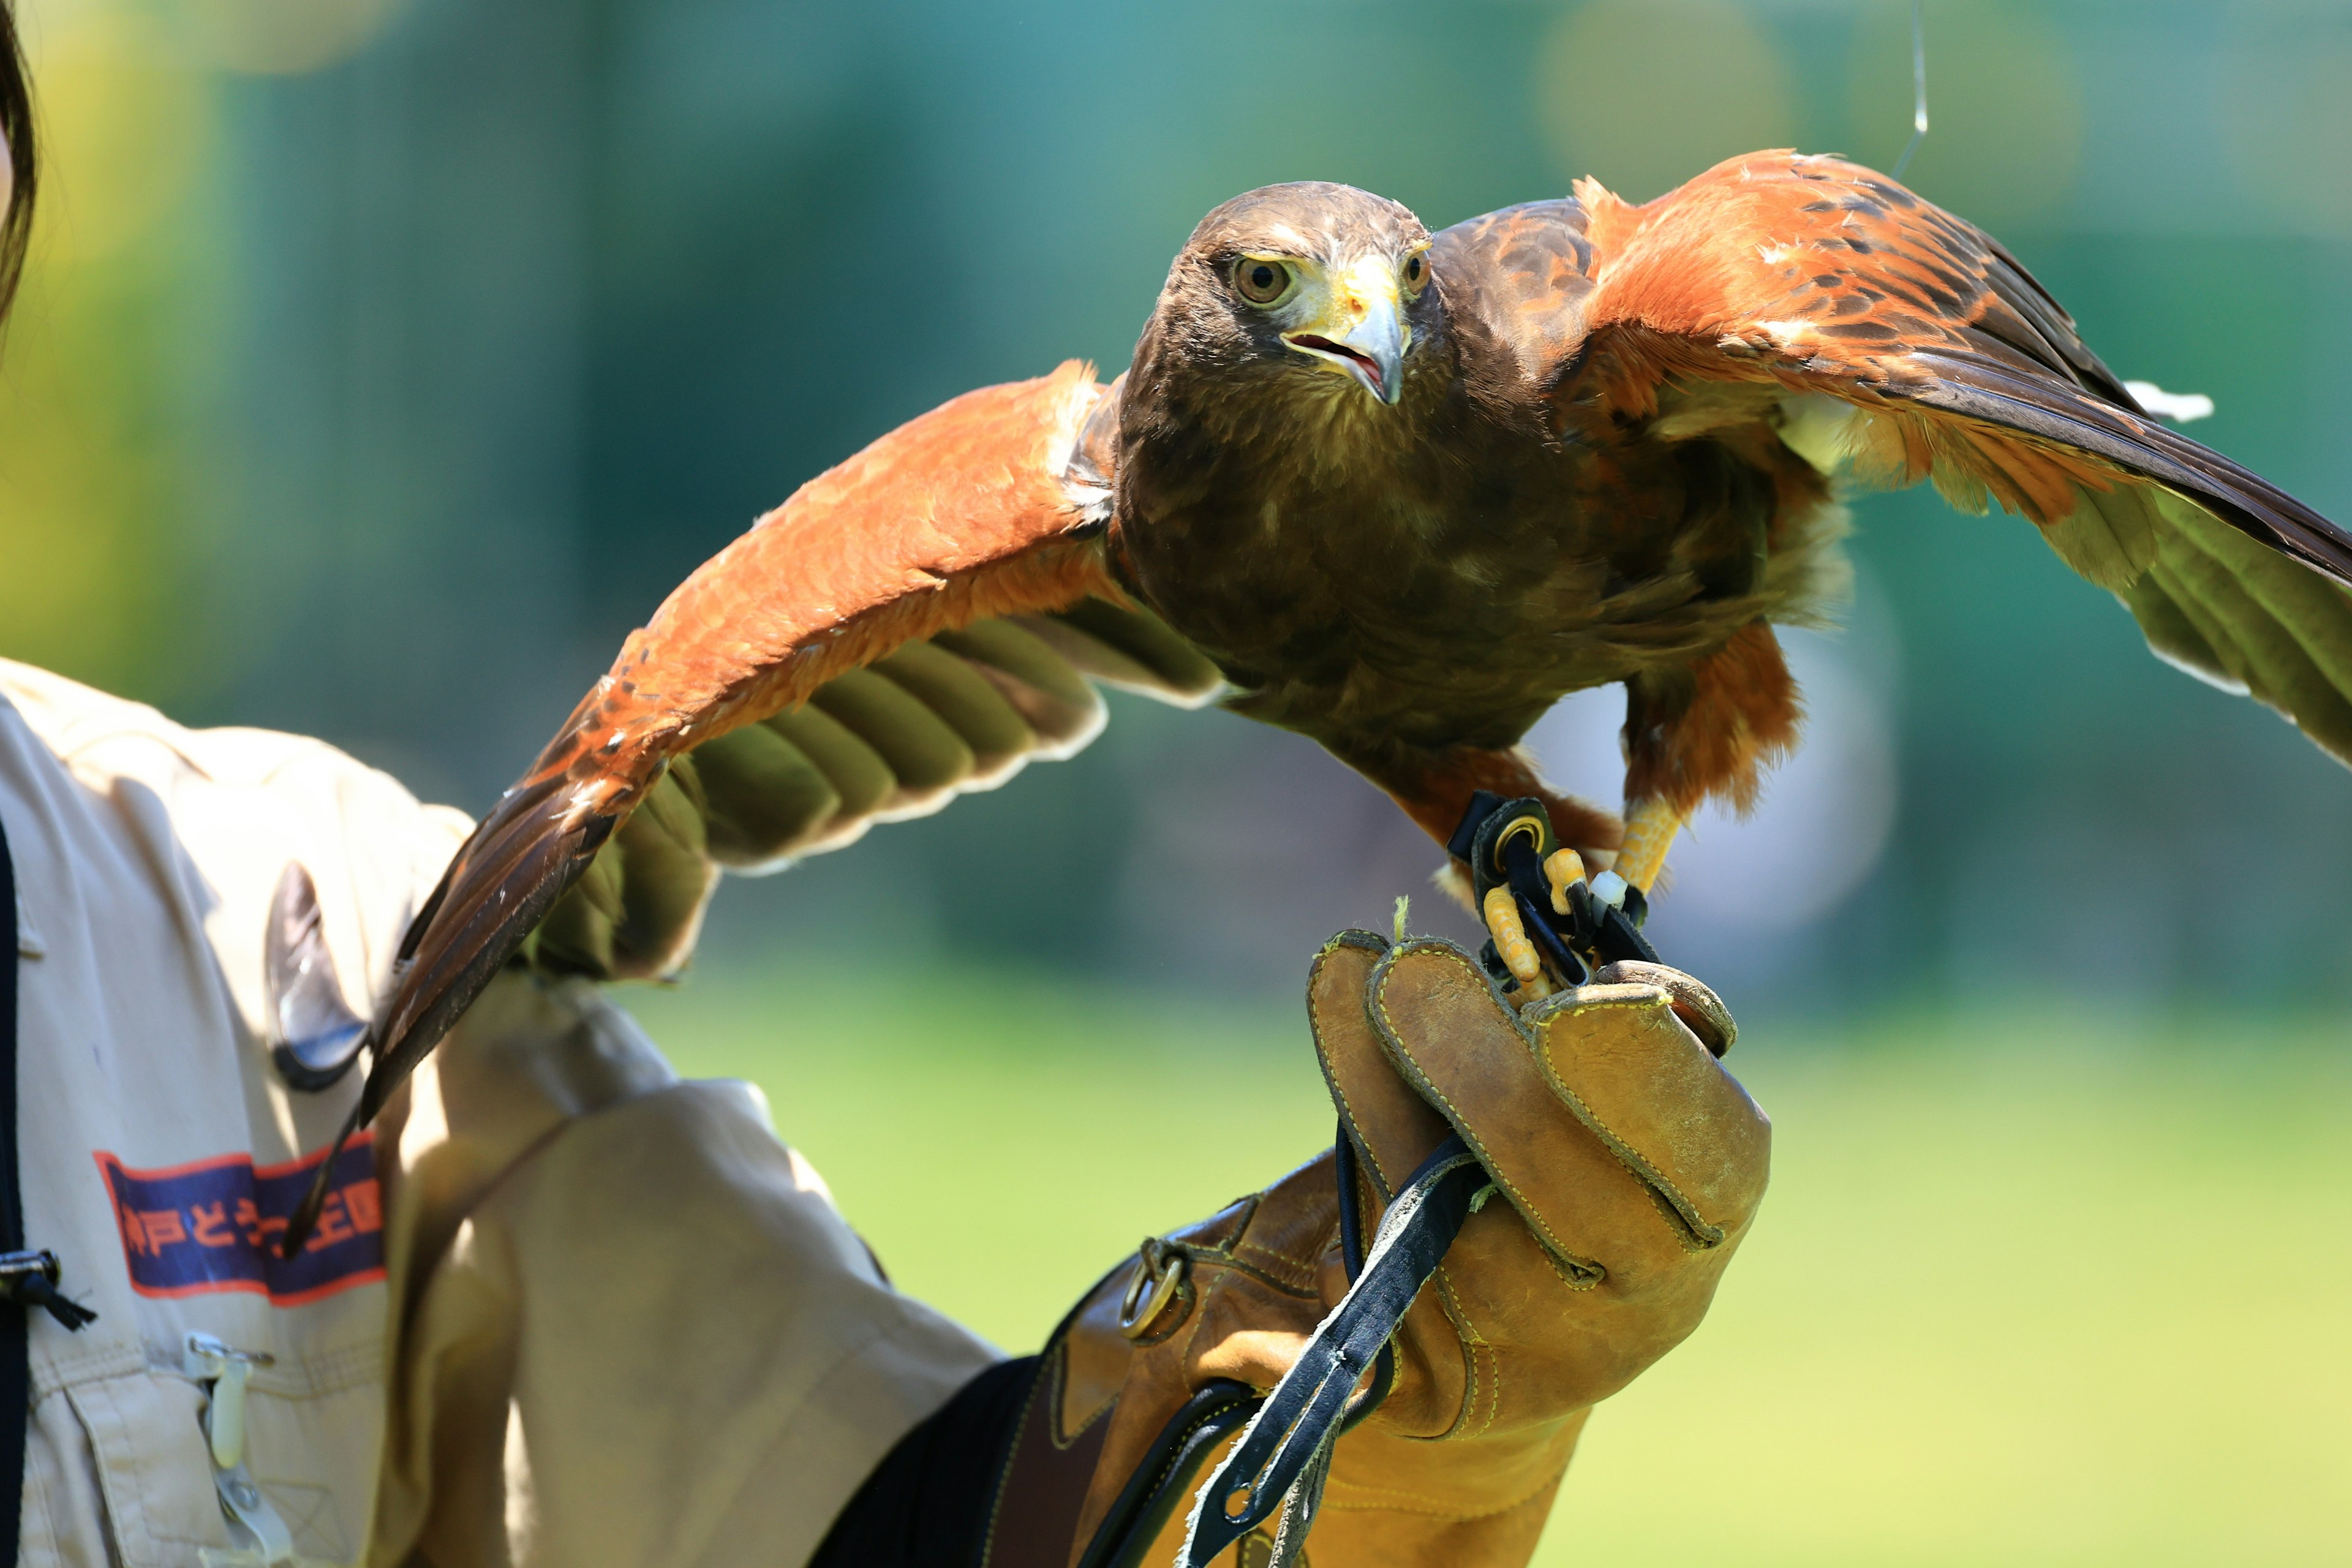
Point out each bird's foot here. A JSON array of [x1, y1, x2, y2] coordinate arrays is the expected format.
[[1451, 793, 1666, 1005], [1480, 844, 1611, 1006]]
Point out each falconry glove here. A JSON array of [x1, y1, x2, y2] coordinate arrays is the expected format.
[[976, 929, 1769, 1567]]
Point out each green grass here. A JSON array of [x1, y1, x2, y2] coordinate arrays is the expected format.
[[625, 967, 2352, 1566]]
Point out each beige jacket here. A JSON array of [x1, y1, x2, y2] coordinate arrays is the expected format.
[[0, 660, 996, 1567]]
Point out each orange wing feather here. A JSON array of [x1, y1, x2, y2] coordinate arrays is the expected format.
[[1568, 151, 2352, 584], [544, 360, 1116, 821], [1543, 149, 2352, 820], [286, 363, 1120, 1247]]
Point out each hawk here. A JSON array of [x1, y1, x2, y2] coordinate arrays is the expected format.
[[288, 150, 2352, 1239]]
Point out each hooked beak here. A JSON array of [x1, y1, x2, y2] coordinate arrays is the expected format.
[[1283, 255, 1407, 405]]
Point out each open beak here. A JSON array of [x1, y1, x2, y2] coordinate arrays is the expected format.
[[1284, 256, 1406, 405]]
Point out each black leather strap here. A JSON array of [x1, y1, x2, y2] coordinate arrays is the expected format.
[[1178, 1134, 1488, 1567], [1329, 1123, 1395, 1434], [1452, 792, 1661, 979], [1, 812, 26, 1568], [1076, 1379, 1260, 1568]]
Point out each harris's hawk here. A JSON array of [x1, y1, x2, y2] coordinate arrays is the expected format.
[[289, 150, 2352, 1239]]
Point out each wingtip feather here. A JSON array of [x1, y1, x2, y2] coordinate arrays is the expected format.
[[353, 785, 618, 1128]]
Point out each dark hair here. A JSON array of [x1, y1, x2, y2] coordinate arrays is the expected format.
[[0, 0, 34, 323]]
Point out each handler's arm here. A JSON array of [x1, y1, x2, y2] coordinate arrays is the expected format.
[[814, 929, 1768, 1567], [366, 970, 1001, 1568], [0, 657, 1000, 1568]]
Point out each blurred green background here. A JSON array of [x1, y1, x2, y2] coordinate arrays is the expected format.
[[4, 0, 2350, 1559], [631, 965, 2352, 1565]]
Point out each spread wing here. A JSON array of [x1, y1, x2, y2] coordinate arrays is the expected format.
[[348, 362, 1215, 1138], [525, 595, 1218, 981], [1556, 149, 2352, 764]]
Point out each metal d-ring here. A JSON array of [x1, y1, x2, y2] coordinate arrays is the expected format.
[[1488, 812, 1548, 875], [1117, 1238, 1190, 1341]]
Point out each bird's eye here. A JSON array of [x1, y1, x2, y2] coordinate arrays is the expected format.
[[1231, 257, 1295, 307], [1401, 252, 1428, 294]]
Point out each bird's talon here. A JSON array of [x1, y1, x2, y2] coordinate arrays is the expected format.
[[1480, 886, 1546, 999], [1542, 848, 1586, 916]]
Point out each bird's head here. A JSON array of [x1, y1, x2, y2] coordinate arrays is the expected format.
[[1148, 182, 1436, 412]]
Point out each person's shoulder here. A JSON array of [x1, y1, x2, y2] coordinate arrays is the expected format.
[[0, 657, 181, 759], [0, 657, 473, 866], [4, 657, 341, 782], [2, 658, 457, 810]]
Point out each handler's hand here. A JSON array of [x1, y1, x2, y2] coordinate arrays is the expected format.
[[1309, 932, 1768, 1562], [995, 930, 1769, 1567]]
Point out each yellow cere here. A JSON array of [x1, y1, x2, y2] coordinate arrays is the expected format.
[[1272, 251, 1417, 410], [1343, 254, 1402, 315], [1327, 253, 1409, 350], [1270, 257, 1406, 341]]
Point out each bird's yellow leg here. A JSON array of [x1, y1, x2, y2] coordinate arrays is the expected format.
[[1612, 799, 1685, 895]]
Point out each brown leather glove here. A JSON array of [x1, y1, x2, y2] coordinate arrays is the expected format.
[[980, 930, 1770, 1567]]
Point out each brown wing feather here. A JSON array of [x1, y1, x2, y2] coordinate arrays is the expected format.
[[1560, 149, 2352, 769], [523, 596, 1224, 982], [286, 366, 1131, 1246], [557, 360, 1119, 800]]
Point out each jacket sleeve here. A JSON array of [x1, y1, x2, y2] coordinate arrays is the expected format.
[[366, 971, 1003, 1568], [0, 657, 997, 1568]]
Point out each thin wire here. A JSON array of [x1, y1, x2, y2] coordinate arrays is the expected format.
[[1891, 0, 1929, 179]]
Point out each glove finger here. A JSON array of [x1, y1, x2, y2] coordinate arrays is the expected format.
[[1305, 931, 1452, 1204], [1366, 940, 1751, 1283], [1590, 959, 1735, 1056], [1525, 977, 1769, 1246], [1307, 930, 1494, 1439]]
